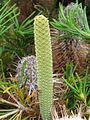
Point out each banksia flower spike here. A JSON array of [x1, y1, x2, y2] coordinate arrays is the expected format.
[[34, 15, 53, 120], [17, 55, 37, 95]]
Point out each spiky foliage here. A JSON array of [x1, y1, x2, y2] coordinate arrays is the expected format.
[[0, 0, 19, 37], [34, 15, 53, 120], [17, 55, 37, 95], [63, 64, 90, 107], [52, 64, 90, 120], [0, 0, 35, 76], [51, 2, 90, 40]]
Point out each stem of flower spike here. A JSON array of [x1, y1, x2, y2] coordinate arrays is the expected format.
[[34, 15, 53, 120]]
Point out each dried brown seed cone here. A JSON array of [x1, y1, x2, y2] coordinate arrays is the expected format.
[[76, 43, 90, 73], [86, 47, 90, 73], [52, 39, 89, 74]]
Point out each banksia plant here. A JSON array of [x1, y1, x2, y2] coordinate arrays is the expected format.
[[34, 15, 53, 120], [51, 2, 90, 74]]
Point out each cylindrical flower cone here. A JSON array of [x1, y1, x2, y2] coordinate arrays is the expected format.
[[34, 15, 53, 120]]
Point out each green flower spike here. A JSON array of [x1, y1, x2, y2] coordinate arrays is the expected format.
[[34, 15, 53, 120]]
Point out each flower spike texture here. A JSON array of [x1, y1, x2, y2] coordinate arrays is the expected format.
[[17, 55, 37, 95], [34, 15, 53, 120]]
